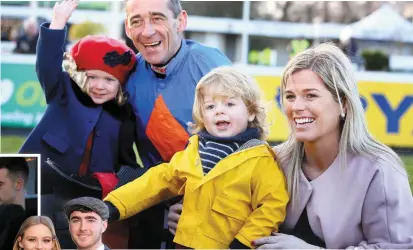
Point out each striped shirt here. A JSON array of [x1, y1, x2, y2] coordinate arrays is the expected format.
[[198, 128, 260, 175]]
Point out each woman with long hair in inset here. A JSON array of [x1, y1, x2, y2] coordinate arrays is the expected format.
[[13, 216, 61, 250]]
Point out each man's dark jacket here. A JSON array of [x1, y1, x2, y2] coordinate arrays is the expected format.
[[0, 204, 26, 250]]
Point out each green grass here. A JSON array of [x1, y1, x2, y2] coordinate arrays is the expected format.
[[1, 135, 25, 153], [403, 155, 413, 191], [1, 135, 412, 192]]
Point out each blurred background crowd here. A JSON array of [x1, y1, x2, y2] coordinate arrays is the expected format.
[[2, 1, 413, 71], [1, 1, 413, 71]]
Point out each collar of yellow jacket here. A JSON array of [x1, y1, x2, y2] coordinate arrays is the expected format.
[[188, 135, 277, 190]]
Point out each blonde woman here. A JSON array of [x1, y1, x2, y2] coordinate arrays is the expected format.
[[104, 66, 289, 249], [13, 216, 61, 250], [252, 43, 413, 249]]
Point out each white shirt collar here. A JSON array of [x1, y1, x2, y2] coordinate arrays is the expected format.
[[78, 244, 104, 250]]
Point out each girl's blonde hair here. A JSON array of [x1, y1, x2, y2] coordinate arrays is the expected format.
[[13, 216, 61, 250], [191, 66, 268, 140], [277, 42, 404, 205]]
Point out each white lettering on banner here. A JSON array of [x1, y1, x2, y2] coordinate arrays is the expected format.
[[1, 110, 34, 126], [35, 112, 44, 124], [0, 79, 14, 105]]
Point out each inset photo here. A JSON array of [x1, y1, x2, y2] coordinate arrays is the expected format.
[[0, 154, 40, 250]]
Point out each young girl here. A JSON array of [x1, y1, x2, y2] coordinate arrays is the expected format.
[[19, 1, 138, 196], [13, 216, 61, 250], [18, 1, 137, 248], [104, 66, 289, 249]]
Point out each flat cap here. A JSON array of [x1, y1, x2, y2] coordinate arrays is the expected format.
[[63, 197, 109, 221]]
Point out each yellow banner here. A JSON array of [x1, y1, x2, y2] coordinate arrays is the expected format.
[[254, 76, 413, 147]]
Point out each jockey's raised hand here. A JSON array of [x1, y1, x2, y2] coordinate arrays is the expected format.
[[50, 0, 78, 29]]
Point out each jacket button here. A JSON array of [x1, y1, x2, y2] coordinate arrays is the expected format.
[[96, 131, 100, 137]]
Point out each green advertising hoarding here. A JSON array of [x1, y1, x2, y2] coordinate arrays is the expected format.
[[1, 61, 46, 128]]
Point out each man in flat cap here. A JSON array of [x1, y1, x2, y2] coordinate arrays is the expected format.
[[64, 197, 110, 250]]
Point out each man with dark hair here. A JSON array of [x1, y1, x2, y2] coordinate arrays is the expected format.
[[0, 157, 30, 250], [0, 157, 29, 207], [64, 197, 111, 250], [114, 0, 231, 248]]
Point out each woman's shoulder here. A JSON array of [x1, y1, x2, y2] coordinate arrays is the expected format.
[[272, 144, 282, 155], [350, 152, 406, 174], [271, 143, 289, 170], [348, 152, 409, 191]]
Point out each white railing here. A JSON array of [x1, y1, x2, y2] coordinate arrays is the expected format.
[[1, 1, 348, 63], [233, 63, 413, 83], [2, 53, 412, 83], [390, 55, 413, 72]]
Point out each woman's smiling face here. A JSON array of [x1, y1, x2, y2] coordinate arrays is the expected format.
[[18, 224, 55, 250], [283, 69, 342, 144]]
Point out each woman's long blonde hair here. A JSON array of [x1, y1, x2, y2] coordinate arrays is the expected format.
[[13, 216, 61, 250], [277, 42, 404, 205], [190, 66, 268, 140]]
